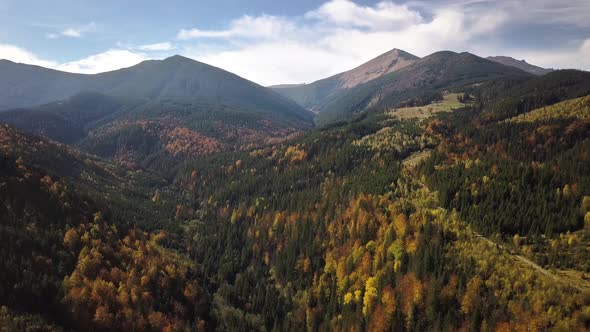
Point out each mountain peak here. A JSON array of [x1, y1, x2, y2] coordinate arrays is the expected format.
[[337, 48, 419, 89], [163, 54, 194, 63], [428, 50, 459, 58], [145, 55, 202, 67], [387, 48, 418, 59], [0, 59, 29, 67], [130, 55, 202, 69], [270, 48, 420, 110]]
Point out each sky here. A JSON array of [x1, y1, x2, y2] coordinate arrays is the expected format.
[[1, 0, 589, 86]]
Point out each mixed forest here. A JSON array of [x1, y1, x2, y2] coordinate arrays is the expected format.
[[1, 54, 590, 331]]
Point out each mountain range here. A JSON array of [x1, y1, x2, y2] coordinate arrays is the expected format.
[[271, 49, 553, 124], [1, 45, 590, 331], [311, 50, 533, 124], [0, 50, 559, 165], [0, 50, 554, 130]]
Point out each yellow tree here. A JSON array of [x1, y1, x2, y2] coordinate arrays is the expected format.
[[362, 276, 379, 317], [461, 276, 483, 316]]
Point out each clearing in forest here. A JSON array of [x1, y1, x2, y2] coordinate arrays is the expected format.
[[387, 93, 467, 120]]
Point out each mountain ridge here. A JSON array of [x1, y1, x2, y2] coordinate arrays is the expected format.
[[314, 50, 533, 124], [271, 48, 420, 111], [0, 55, 309, 115], [486, 56, 554, 75]]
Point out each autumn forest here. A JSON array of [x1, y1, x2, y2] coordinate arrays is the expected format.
[[1, 33, 590, 332]]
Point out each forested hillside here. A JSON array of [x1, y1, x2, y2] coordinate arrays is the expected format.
[[0, 56, 314, 172], [167, 71, 590, 329], [0, 124, 211, 330]]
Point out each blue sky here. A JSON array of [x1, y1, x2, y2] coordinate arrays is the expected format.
[[1, 0, 589, 85]]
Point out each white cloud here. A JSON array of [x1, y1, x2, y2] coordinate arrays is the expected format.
[[177, 15, 296, 40], [60, 22, 96, 38], [0, 44, 57, 68], [62, 28, 82, 38], [411, 0, 590, 28], [305, 0, 423, 29], [138, 42, 174, 51], [515, 0, 590, 27], [56, 49, 149, 73], [508, 38, 590, 71], [192, 42, 360, 84], [0, 44, 150, 74]]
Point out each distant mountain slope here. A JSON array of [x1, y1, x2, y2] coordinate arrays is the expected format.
[[487, 56, 553, 76], [271, 48, 419, 111], [0, 92, 140, 143], [0, 59, 88, 110], [335, 49, 420, 89], [0, 55, 312, 123], [315, 51, 532, 125]]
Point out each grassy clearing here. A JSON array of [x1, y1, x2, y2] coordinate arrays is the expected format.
[[387, 93, 467, 120], [402, 149, 432, 168]]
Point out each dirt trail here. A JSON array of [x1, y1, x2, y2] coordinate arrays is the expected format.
[[411, 172, 588, 293], [472, 231, 585, 292]]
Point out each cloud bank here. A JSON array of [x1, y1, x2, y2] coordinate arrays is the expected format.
[[56, 49, 149, 73]]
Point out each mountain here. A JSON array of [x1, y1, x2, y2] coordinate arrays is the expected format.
[[315, 51, 532, 125], [0, 56, 313, 169], [487, 56, 554, 75], [0, 55, 311, 118], [0, 59, 88, 110], [271, 48, 419, 111]]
